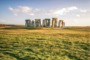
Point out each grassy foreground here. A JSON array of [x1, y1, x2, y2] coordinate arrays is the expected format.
[[0, 26, 90, 60]]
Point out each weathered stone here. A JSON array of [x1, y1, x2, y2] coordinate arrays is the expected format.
[[35, 19, 41, 27], [25, 19, 32, 27], [43, 19, 46, 27], [52, 18, 58, 27], [58, 20, 65, 28], [25, 18, 65, 28], [32, 20, 35, 27], [43, 19, 50, 27]]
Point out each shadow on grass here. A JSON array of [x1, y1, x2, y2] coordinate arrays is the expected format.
[[3, 51, 40, 60], [66, 52, 81, 60], [2, 26, 42, 30], [66, 27, 90, 32], [3, 52, 24, 60]]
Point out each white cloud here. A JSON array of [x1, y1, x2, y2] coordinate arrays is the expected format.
[[35, 8, 40, 11], [47, 6, 78, 16], [53, 8, 67, 15], [9, 6, 78, 16], [80, 10, 87, 13], [76, 14, 80, 17], [9, 6, 88, 17], [9, 6, 33, 16], [14, 13, 18, 16], [18, 6, 32, 13], [67, 6, 78, 11], [29, 13, 34, 16], [9, 7, 19, 16]]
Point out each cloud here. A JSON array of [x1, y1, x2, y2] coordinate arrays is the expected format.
[[9, 6, 78, 16], [9, 6, 88, 17], [13, 14, 18, 16], [9, 6, 33, 16], [18, 6, 32, 13], [67, 6, 78, 11], [47, 6, 78, 16], [9, 7, 19, 16], [53, 8, 67, 15], [76, 14, 80, 17], [35, 8, 40, 12], [80, 10, 87, 13], [28, 13, 34, 16]]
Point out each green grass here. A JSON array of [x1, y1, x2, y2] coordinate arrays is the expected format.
[[0, 26, 90, 60]]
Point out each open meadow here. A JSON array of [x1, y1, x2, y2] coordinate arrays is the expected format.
[[0, 26, 90, 60]]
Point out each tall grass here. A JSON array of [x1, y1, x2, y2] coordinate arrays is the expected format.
[[0, 27, 90, 60]]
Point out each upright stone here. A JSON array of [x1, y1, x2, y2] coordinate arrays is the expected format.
[[58, 20, 65, 28], [43, 18, 50, 27], [45, 18, 50, 27], [43, 19, 46, 27], [25, 19, 32, 27], [35, 19, 41, 27], [52, 18, 58, 27], [32, 20, 35, 27]]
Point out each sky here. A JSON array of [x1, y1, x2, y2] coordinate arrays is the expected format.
[[0, 0, 90, 26]]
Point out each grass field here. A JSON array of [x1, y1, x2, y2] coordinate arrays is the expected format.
[[0, 26, 90, 60]]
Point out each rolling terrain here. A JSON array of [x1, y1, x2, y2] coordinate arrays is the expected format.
[[0, 26, 90, 60]]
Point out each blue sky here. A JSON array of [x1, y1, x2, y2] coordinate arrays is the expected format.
[[0, 0, 90, 26]]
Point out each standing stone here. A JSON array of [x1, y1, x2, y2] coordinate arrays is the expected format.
[[25, 19, 32, 27], [43, 19, 46, 27], [43, 19, 50, 27], [32, 20, 35, 27], [58, 20, 65, 28], [46, 19, 50, 27], [35, 19, 41, 27], [52, 18, 58, 27]]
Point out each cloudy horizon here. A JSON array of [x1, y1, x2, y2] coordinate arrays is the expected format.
[[0, 0, 90, 26]]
